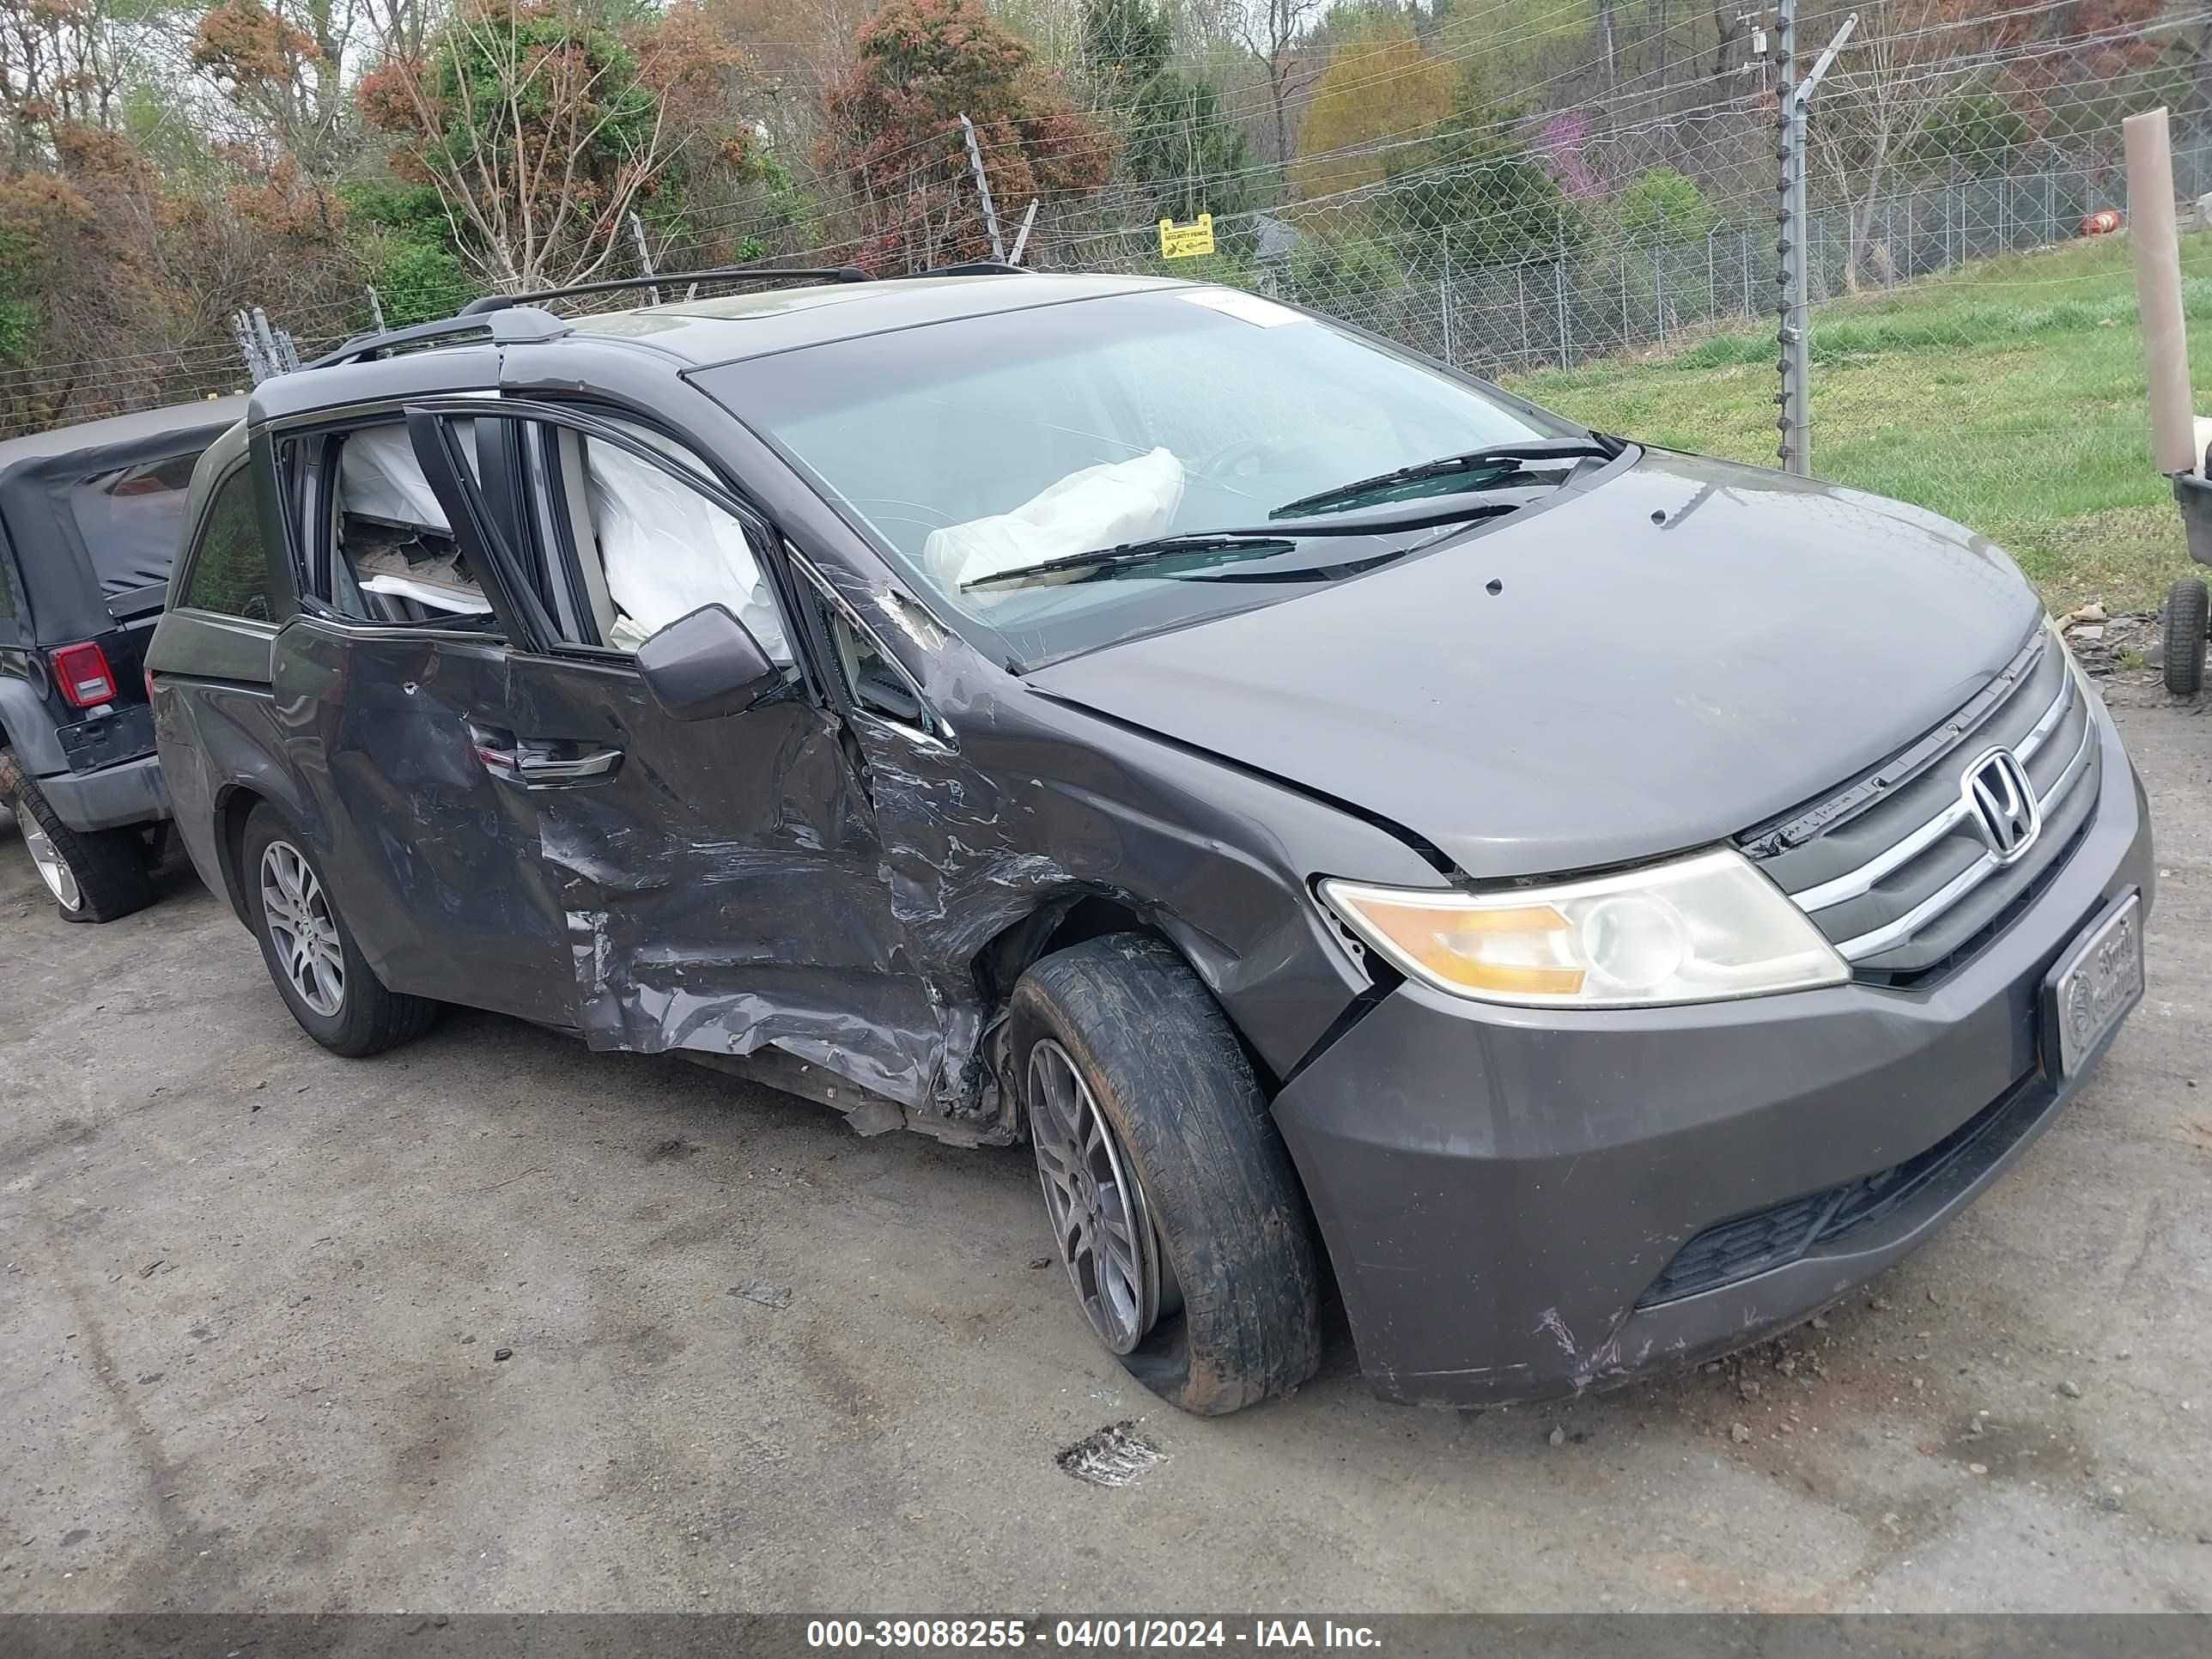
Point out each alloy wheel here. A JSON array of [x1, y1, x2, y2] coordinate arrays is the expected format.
[[1028, 1038, 1164, 1355], [22, 815, 82, 912], [260, 840, 345, 1018]]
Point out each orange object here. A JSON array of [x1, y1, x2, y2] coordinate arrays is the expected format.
[[2081, 209, 2123, 236]]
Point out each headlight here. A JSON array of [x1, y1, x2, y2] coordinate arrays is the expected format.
[[1320, 848, 1848, 1008]]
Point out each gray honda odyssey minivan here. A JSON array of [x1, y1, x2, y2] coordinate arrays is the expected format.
[[148, 268, 2152, 1413]]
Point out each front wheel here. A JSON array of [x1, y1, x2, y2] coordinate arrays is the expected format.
[[1011, 934, 1321, 1415], [240, 805, 437, 1056]]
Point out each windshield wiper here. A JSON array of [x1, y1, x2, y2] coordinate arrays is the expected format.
[[1268, 437, 1623, 520], [963, 533, 1297, 591], [961, 488, 1539, 592]]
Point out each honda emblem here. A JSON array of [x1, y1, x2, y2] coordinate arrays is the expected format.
[[1962, 747, 2039, 865]]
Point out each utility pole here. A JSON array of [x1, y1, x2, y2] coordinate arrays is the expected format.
[[628, 211, 661, 307], [2124, 109, 2195, 475], [959, 113, 1007, 264], [1773, 0, 1805, 475], [249, 307, 298, 378], [1772, 6, 1856, 477], [229, 312, 265, 384]]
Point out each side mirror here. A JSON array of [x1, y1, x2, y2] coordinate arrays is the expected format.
[[635, 604, 783, 720]]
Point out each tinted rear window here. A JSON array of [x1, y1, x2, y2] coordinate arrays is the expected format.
[[66, 451, 203, 597]]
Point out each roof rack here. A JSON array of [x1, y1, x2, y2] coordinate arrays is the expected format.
[[306, 307, 572, 371], [457, 264, 874, 317], [921, 261, 1027, 276]]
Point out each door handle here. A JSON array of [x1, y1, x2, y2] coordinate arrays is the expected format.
[[513, 745, 623, 785], [468, 721, 623, 788]]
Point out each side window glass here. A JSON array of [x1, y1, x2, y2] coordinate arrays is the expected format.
[[527, 422, 791, 665], [179, 467, 275, 622]]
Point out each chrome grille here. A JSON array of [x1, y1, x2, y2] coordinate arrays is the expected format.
[[1742, 627, 2100, 980]]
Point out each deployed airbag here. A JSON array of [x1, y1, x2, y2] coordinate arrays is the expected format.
[[921, 447, 1185, 592], [340, 422, 469, 530], [586, 441, 789, 659]]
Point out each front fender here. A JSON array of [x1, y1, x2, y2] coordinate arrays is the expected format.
[[863, 685, 1445, 1094]]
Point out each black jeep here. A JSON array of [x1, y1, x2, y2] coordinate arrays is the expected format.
[[1, 398, 246, 920]]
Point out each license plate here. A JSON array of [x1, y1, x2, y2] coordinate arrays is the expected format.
[[2045, 891, 2143, 1079]]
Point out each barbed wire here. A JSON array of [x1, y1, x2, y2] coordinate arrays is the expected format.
[[3, 3, 2198, 438]]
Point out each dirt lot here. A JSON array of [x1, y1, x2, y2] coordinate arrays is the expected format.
[[3, 682, 2209, 1614]]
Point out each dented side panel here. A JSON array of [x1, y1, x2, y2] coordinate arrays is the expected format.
[[270, 621, 577, 1020], [496, 650, 951, 1108]]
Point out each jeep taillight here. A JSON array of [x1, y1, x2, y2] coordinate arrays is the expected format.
[[51, 641, 118, 708]]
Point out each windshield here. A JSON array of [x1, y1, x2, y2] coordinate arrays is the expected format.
[[64, 450, 203, 599], [705, 286, 1577, 667]]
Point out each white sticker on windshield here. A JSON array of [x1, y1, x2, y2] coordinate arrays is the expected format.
[[1177, 289, 1309, 328]]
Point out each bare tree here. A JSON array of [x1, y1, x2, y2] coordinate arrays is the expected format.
[[1230, 0, 1322, 168], [1, 0, 129, 164], [1808, 0, 1987, 292], [189, 0, 371, 179], [358, 0, 695, 294]]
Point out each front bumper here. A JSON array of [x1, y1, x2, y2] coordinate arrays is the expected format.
[[37, 750, 170, 831], [1272, 704, 2154, 1407]]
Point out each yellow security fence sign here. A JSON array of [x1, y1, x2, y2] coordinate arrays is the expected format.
[[1158, 214, 1214, 259]]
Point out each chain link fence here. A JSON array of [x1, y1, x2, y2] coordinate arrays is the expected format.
[[1042, 138, 2209, 384]]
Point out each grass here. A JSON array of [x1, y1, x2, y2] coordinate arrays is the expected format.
[[1505, 231, 2212, 615]]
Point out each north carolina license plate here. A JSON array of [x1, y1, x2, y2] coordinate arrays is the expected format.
[[2045, 891, 2143, 1079]]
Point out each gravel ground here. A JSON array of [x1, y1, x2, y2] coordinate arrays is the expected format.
[[2, 686, 2209, 1613]]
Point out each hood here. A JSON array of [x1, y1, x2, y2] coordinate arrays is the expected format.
[[1026, 449, 2042, 880]]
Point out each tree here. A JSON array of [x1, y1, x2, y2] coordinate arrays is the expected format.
[[1370, 77, 1572, 270], [1, 0, 127, 164], [1079, 0, 1170, 106], [1907, 92, 2029, 178], [190, 0, 363, 179], [1073, 0, 1254, 225], [1123, 65, 1257, 223], [1613, 165, 1714, 242], [1293, 18, 1454, 201], [817, 0, 1107, 272], [1231, 0, 1323, 168], [1809, 0, 2164, 290], [356, 0, 742, 293]]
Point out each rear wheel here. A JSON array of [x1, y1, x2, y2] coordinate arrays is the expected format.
[[6, 769, 155, 923], [240, 805, 437, 1056], [2165, 578, 2209, 696], [1011, 934, 1321, 1414]]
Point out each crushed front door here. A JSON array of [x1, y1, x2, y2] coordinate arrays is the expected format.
[[404, 400, 955, 1110]]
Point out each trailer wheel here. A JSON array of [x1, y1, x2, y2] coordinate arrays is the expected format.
[[2164, 578, 2208, 696]]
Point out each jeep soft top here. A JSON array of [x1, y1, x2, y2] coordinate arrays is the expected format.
[[2, 395, 246, 920]]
